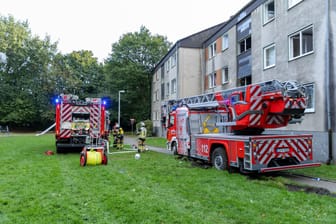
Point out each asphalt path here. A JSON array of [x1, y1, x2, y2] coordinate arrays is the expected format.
[[123, 136, 172, 155]]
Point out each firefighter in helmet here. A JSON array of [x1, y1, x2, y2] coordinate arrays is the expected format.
[[112, 123, 124, 149], [137, 121, 147, 153], [116, 125, 124, 150], [112, 123, 119, 148]]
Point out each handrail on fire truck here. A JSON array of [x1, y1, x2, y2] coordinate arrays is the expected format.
[[165, 80, 305, 111]]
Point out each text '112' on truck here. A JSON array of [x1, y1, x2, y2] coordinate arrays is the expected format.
[[164, 80, 321, 173]]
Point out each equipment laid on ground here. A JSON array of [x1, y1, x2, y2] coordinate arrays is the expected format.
[[55, 94, 110, 164], [80, 145, 108, 166], [164, 80, 320, 173]]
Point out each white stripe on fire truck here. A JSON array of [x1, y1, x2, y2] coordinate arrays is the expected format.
[[266, 115, 284, 125], [90, 104, 100, 137], [287, 139, 306, 161], [249, 85, 262, 126], [62, 104, 72, 121], [258, 139, 276, 164], [73, 106, 90, 113], [292, 139, 308, 161], [60, 129, 71, 138]]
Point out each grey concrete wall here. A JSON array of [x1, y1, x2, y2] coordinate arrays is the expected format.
[[178, 48, 202, 97]]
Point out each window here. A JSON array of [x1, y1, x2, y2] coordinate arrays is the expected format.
[[289, 26, 313, 60], [166, 59, 170, 72], [222, 67, 229, 84], [263, 0, 275, 24], [166, 82, 170, 96], [208, 41, 217, 58], [239, 76, 251, 86], [208, 72, 216, 88], [222, 34, 229, 51], [161, 83, 165, 100], [171, 52, 176, 67], [304, 83, 315, 113], [171, 79, 177, 93], [288, 0, 303, 9], [153, 90, 159, 102], [160, 65, 164, 79], [264, 44, 275, 69], [239, 36, 251, 54]]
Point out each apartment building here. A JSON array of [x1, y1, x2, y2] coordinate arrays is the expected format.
[[152, 0, 335, 162], [151, 23, 224, 137]]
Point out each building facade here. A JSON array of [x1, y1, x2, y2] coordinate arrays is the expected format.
[[152, 23, 224, 137], [152, 0, 335, 163]]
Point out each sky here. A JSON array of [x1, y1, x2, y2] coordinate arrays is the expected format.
[[1, 0, 250, 62]]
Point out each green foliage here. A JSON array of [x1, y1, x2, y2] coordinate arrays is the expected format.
[[0, 15, 58, 128], [50, 50, 105, 98], [1, 134, 336, 223], [105, 26, 171, 127], [0, 16, 170, 131], [0, 15, 105, 129]]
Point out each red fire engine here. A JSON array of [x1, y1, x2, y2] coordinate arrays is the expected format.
[[165, 80, 320, 173], [55, 94, 110, 158]]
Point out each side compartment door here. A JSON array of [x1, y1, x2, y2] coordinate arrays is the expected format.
[[176, 107, 190, 156]]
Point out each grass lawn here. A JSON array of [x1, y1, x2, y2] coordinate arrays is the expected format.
[[0, 134, 335, 223]]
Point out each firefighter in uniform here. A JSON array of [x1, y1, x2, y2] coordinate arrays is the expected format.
[[112, 123, 119, 148], [137, 122, 147, 153], [116, 126, 124, 150]]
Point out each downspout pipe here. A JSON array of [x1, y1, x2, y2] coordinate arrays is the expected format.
[[325, 0, 333, 164]]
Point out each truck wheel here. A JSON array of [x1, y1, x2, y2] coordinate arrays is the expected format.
[[102, 151, 108, 165], [172, 142, 178, 155], [80, 152, 87, 166], [212, 147, 228, 171]]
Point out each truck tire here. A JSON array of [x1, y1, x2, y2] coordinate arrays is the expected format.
[[172, 142, 178, 155], [102, 151, 108, 165], [212, 147, 228, 171], [80, 152, 87, 166]]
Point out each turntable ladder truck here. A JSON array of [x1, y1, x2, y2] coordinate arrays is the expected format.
[[164, 80, 320, 173]]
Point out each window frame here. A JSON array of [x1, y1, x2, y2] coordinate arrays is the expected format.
[[222, 67, 229, 84], [289, 25, 314, 60], [304, 82, 315, 113], [166, 82, 170, 97], [263, 43, 276, 69], [208, 72, 217, 88], [222, 34, 229, 51], [171, 52, 176, 68], [239, 36, 251, 55], [171, 79, 177, 93], [166, 59, 170, 72], [263, 0, 275, 25], [208, 41, 217, 59]]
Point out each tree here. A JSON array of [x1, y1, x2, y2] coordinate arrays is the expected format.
[[0, 15, 58, 128], [50, 50, 105, 98], [105, 26, 171, 128]]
